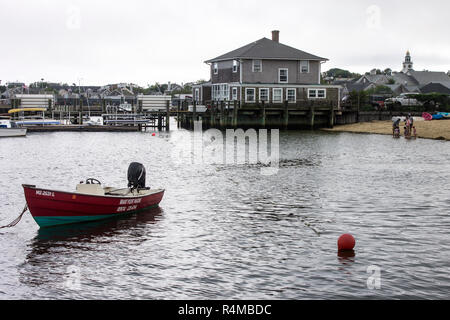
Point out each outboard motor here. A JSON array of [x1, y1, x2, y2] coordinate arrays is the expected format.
[[127, 162, 146, 190]]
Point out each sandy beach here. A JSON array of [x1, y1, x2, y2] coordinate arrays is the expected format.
[[323, 119, 450, 141]]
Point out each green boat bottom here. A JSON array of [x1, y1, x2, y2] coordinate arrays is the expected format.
[[33, 205, 160, 228]]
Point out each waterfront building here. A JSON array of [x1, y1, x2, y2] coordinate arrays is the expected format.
[[193, 31, 341, 106]]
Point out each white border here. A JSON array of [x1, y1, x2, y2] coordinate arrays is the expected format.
[[231, 87, 238, 101], [300, 61, 310, 73], [272, 88, 283, 103], [278, 68, 288, 83], [245, 88, 256, 103], [308, 88, 326, 99], [259, 88, 269, 102], [252, 59, 262, 73], [286, 88, 296, 103]]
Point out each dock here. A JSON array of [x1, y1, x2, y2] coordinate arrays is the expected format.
[[176, 101, 337, 130], [25, 125, 141, 132], [6, 99, 396, 133]]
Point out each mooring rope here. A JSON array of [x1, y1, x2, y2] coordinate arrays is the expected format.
[[0, 204, 28, 229]]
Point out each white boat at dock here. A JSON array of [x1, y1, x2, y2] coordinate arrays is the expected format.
[[0, 118, 27, 137], [0, 128, 27, 137]]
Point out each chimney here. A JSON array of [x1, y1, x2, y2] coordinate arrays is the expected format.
[[272, 30, 280, 43]]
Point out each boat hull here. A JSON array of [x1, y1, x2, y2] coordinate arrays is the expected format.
[[23, 184, 164, 228], [0, 128, 27, 137]]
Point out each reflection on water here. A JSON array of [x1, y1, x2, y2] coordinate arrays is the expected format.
[[337, 250, 356, 265], [19, 208, 163, 293], [1, 128, 450, 299], [34, 207, 162, 242]]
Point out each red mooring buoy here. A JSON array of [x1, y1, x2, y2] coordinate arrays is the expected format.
[[338, 234, 355, 251], [152, 133, 156, 136]]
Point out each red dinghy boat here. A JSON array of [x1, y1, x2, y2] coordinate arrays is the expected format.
[[23, 163, 164, 228]]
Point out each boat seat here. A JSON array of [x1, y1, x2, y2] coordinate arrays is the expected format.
[[76, 184, 105, 196]]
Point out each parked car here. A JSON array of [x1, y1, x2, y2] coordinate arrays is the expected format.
[[385, 93, 423, 107], [369, 95, 390, 109]]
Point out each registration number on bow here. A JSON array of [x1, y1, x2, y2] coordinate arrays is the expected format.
[[36, 190, 55, 197]]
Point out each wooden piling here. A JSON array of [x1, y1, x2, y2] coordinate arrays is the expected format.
[[157, 113, 162, 131], [284, 100, 289, 129], [193, 100, 197, 124], [166, 100, 170, 131], [219, 101, 224, 128], [310, 105, 315, 129], [177, 101, 181, 128], [261, 101, 266, 128], [233, 100, 238, 128], [329, 103, 335, 128]]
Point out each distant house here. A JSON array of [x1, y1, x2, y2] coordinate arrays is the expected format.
[[193, 31, 341, 105], [342, 82, 376, 96], [353, 51, 450, 94]]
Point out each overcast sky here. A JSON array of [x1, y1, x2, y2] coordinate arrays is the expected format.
[[1, 0, 449, 86]]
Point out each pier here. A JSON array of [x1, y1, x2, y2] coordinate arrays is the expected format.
[[177, 100, 338, 130], [4, 99, 406, 133]]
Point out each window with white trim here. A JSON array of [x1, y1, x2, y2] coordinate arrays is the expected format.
[[279, 68, 288, 83], [252, 60, 262, 72], [308, 88, 326, 99], [245, 88, 256, 102], [233, 60, 238, 73], [272, 88, 282, 103], [231, 87, 238, 101], [212, 84, 229, 101], [286, 88, 296, 103], [300, 60, 310, 73], [213, 63, 218, 75], [259, 88, 269, 102], [194, 88, 200, 102]]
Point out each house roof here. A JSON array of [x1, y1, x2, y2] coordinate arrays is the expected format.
[[385, 84, 403, 91], [407, 70, 450, 85], [205, 37, 327, 63], [392, 72, 419, 86], [345, 82, 374, 92], [405, 85, 421, 92], [419, 82, 450, 94], [357, 74, 390, 85]]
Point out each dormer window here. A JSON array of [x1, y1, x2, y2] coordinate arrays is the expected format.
[[233, 60, 238, 73], [252, 60, 262, 72], [213, 63, 218, 75]]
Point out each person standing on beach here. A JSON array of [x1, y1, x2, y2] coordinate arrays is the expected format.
[[409, 113, 414, 132], [393, 118, 401, 137], [405, 116, 411, 138]]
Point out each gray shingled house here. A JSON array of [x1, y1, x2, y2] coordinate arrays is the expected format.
[[193, 31, 341, 106]]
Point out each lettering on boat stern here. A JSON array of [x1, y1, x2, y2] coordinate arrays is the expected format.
[[116, 198, 141, 212], [119, 198, 142, 205]]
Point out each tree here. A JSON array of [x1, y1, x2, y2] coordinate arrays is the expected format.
[[349, 90, 368, 106], [325, 68, 361, 79], [367, 85, 393, 95], [387, 78, 396, 84], [414, 93, 450, 107]]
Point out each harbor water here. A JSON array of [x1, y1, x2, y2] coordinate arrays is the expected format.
[[1, 121, 450, 299]]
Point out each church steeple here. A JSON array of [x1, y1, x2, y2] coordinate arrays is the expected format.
[[402, 50, 413, 73]]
